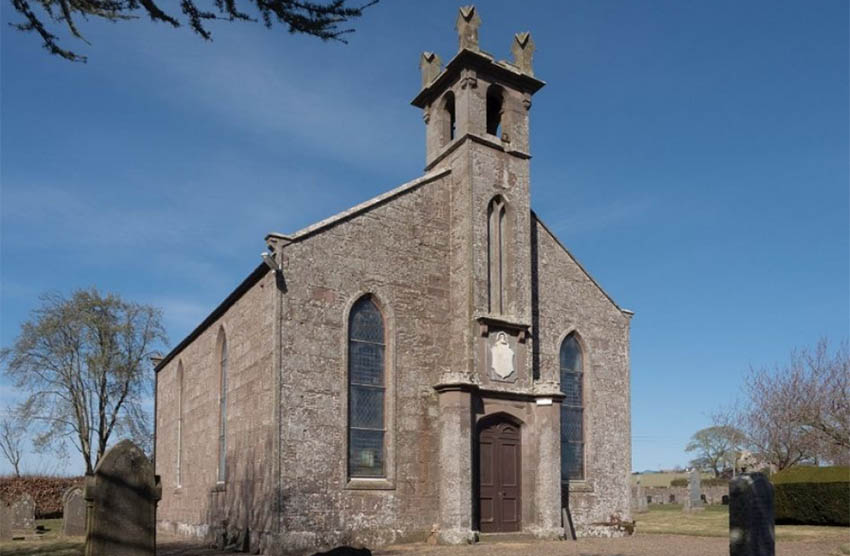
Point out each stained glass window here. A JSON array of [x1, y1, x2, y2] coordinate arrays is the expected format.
[[348, 297, 385, 478], [177, 361, 183, 487], [218, 332, 227, 483], [560, 334, 584, 481]]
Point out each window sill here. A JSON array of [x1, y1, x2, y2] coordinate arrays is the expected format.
[[563, 480, 593, 493], [345, 478, 395, 491]]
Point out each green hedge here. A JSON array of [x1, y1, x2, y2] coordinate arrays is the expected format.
[[772, 466, 850, 526]]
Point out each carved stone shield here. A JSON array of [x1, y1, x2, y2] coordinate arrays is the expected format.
[[490, 332, 515, 380]]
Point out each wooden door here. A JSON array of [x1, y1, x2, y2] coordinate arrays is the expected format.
[[478, 419, 521, 533]]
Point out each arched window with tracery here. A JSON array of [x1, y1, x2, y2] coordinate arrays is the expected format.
[[348, 297, 386, 478], [217, 329, 228, 483], [176, 361, 184, 487], [560, 333, 584, 481], [488, 196, 507, 314]]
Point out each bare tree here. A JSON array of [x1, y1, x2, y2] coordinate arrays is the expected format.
[[718, 338, 849, 470], [0, 413, 28, 477], [0, 288, 167, 474], [10, 0, 378, 62], [685, 425, 745, 477]]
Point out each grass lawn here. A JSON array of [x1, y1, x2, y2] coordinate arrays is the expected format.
[[631, 471, 713, 487], [0, 519, 84, 556], [636, 503, 850, 542]]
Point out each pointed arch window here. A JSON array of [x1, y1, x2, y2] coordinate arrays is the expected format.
[[488, 196, 507, 314], [348, 297, 386, 478], [217, 330, 228, 483], [176, 361, 184, 487], [560, 333, 584, 481], [442, 91, 456, 144], [486, 85, 504, 137]]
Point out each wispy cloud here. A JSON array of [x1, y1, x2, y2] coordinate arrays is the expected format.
[[544, 197, 655, 237], [125, 32, 418, 175]]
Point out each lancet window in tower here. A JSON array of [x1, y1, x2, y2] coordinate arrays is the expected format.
[[486, 85, 504, 137], [488, 196, 507, 314], [442, 91, 456, 144]]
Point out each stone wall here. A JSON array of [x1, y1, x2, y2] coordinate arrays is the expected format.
[[274, 171, 453, 551], [155, 270, 277, 551], [639, 485, 729, 506], [531, 216, 632, 533]]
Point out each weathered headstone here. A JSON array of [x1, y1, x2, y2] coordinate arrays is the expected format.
[[633, 480, 648, 513], [729, 472, 774, 556], [62, 486, 86, 537], [0, 499, 12, 541], [683, 469, 704, 512], [10, 493, 35, 534], [84, 439, 161, 556]]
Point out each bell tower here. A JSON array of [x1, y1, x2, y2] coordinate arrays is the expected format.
[[413, 5, 545, 390], [417, 8, 561, 544]]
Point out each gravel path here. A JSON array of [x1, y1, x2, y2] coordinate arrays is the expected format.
[[158, 533, 846, 556]]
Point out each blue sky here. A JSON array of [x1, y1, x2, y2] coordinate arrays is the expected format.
[[1, 1, 847, 476]]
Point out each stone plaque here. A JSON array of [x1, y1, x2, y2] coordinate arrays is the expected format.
[[730, 472, 774, 556], [84, 439, 162, 556], [62, 486, 86, 537], [489, 331, 516, 382], [11, 493, 35, 533]]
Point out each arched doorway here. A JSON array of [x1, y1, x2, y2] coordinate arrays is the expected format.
[[476, 415, 521, 533]]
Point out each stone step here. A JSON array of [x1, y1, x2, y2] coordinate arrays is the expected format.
[[477, 532, 538, 544]]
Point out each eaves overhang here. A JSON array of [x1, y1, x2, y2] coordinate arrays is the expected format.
[[411, 48, 545, 108]]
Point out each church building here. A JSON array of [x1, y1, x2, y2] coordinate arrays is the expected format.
[[154, 7, 633, 554]]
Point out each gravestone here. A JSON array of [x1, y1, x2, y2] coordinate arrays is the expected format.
[[0, 499, 11, 541], [62, 486, 86, 536], [84, 439, 161, 556], [10, 493, 35, 534], [683, 469, 704, 512], [634, 481, 648, 513], [729, 472, 774, 556]]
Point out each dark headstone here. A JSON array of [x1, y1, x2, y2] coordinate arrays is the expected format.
[[62, 486, 86, 536], [84, 439, 162, 556], [722, 494, 730, 505], [0, 500, 11, 541], [10, 493, 35, 534], [730, 472, 775, 556]]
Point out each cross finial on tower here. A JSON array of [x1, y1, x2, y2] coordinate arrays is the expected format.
[[456, 5, 481, 51], [419, 51, 442, 88], [511, 32, 535, 76]]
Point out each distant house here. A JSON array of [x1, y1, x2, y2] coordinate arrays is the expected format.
[[154, 6, 633, 553]]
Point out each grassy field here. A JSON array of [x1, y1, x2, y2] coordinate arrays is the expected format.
[[631, 471, 713, 487], [636, 503, 850, 542]]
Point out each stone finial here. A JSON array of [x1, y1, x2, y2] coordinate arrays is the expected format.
[[419, 51, 442, 88], [456, 5, 481, 51], [511, 32, 535, 75]]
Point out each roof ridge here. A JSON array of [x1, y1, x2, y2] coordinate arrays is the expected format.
[[531, 210, 633, 318]]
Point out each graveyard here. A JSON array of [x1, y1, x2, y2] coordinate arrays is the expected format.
[[1, 506, 848, 556]]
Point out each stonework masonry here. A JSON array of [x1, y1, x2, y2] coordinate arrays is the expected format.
[[154, 6, 632, 554]]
